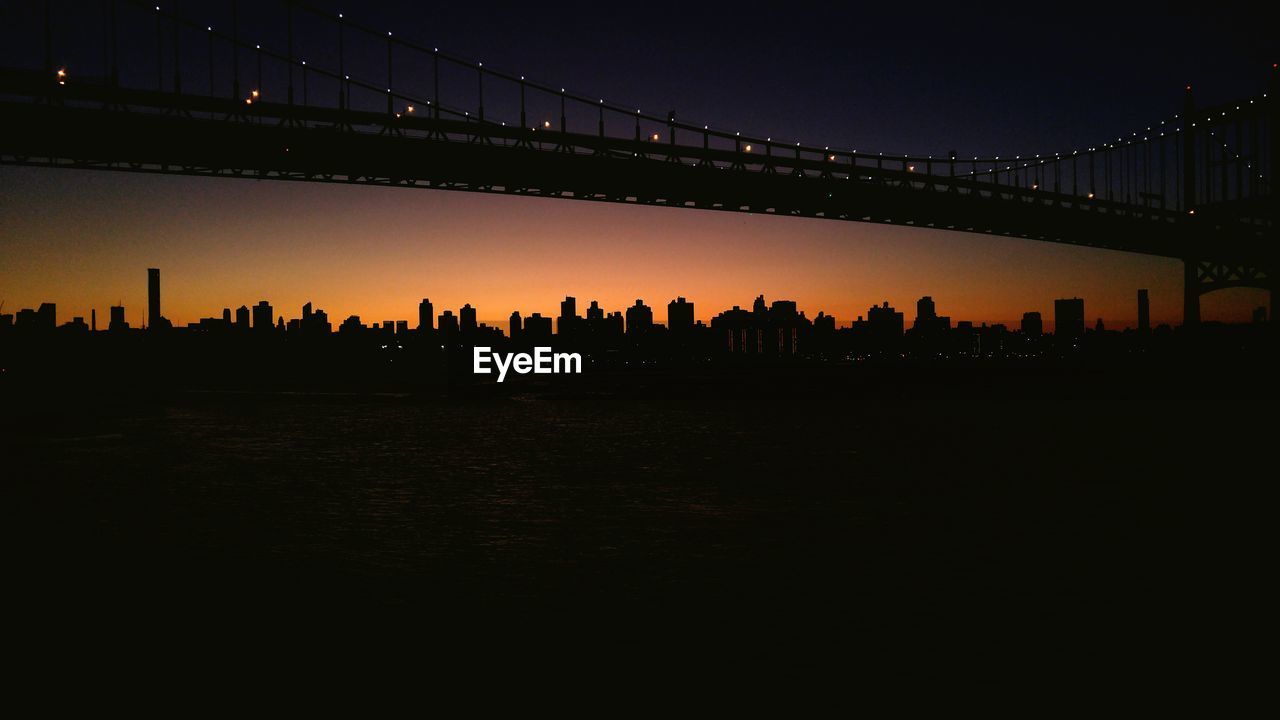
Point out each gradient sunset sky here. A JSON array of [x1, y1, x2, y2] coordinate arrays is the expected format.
[[1, 0, 1272, 329]]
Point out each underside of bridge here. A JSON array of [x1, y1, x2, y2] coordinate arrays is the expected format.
[[2, 69, 1275, 325]]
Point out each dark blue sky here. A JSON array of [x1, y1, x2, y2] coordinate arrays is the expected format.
[[7, 1, 1274, 158]]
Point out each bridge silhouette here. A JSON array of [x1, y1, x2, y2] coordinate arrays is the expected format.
[[2, 0, 1275, 323]]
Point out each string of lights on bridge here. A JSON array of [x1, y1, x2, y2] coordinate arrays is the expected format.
[[47, 1, 1274, 209]]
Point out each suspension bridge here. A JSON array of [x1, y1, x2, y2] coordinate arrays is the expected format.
[[1, 0, 1275, 323]]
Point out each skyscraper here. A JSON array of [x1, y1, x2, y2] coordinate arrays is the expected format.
[[867, 301, 904, 350], [668, 297, 694, 335], [1021, 311, 1043, 337], [109, 305, 127, 331], [460, 304, 477, 335], [558, 296, 578, 336], [438, 310, 459, 339], [1054, 298, 1085, 339], [147, 268, 160, 330], [252, 300, 273, 331], [1137, 289, 1150, 332], [626, 299, 653, 336], [915, 296, 936, 328], [235, 305, 250, 329], [418, 298, 434, 332]]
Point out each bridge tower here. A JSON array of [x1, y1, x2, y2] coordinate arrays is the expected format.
[[1181, 71, 1277, 329]]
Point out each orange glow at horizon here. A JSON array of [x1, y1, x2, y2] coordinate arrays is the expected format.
[[0, 167, 1268, 332]]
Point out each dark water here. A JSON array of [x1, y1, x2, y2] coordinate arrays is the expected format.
[[2, 365, 1272, 639]]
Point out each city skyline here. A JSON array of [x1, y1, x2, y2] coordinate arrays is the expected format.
[[2, 167, 1268, 332], [7, 261, 1250, 339]]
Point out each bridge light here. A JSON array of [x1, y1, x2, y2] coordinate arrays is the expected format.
[[1189, 209, 1196, 215], [251, 89, 260, 98], [1032, 183, 1038, 190], [829, 154, 837, 162], [543, 120, 551, 129], [907, 165, 915, 172], [56, 68, 66, 85], [651, 133, 660, 142], [744, 144, 752, 153], [406, 105, 415, 114], [1087, 192, 1095, 199]]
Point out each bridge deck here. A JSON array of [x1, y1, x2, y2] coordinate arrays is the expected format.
[[1, 68, 1272, 266]]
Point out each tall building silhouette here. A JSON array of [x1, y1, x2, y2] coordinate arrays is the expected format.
[[460, 304, 477, 335], [418, 298, 434, 332], [109, 304, 127, 331], [626, 299, 653, 336], [867, 301, 904, 347], [668, 297, 694, 335], [509, 310, 522, 340], [1021, 311, 1043, 337], [912, 295, 950, 337], [438, 310, 458, 341], [252, 300, 273, 331], [1137, 289, 1150, 332], [1054, 298, 1085, 338], [235, 305, 250, 329], [147, 268, 160, 330], [915, 296, 936, 327], [558, 296, 578, 335]]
